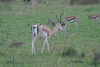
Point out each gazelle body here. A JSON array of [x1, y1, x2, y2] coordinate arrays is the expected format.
[[61, 12, 78, 29], [48, 19, 66, 36], [88, 14, 100, 26], [31, 23, 64, 54]]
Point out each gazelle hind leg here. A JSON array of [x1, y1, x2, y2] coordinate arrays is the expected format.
[[31, 34, 41, 54], [31, 41, 36, 54]]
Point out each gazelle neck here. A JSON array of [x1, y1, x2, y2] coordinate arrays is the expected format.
[[63, 14, 66, 19], [50, 27, 58, 36]]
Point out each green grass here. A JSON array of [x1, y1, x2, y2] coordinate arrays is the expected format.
[[0, 1, 100, 67]]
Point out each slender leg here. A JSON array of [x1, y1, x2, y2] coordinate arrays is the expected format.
[[64, 26, 66, 36], [74, 21, 78, 28], [57, 30, 58, 37], [76, 21, 78, 28], [31, 41, 36, 54], [99, 20, 100, 25], [55, 32, 56, 36], [92, 19, 94, 26], [61, 30, 63, 36], [36, 1, 37, 11], [41, 38, 46, 53], [31, 32, 41, 54], [45, 39, 50, 53], [97, 19, 99, 25], [31, 0, 35, 10], [55, 31, 58, 37], [67, 22, 69, 29], [31, 26, 37, 54]]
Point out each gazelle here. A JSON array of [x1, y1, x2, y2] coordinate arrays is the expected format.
[[31, 18, 64, 54], [47, 15, 66, 36], [88, 14, 100, 26], [61, 12, 78, 29]]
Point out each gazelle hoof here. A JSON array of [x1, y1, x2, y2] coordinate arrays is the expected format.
[[41, 51, 43, 53], [31, 52, 36, 55], [31, 52, 33, 54], [34, 53, 36, 55], [48, 51, 50, 53]]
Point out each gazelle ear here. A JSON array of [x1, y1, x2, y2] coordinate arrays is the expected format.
[[63, 12, 65, 15], [49, 19, 52, 21]]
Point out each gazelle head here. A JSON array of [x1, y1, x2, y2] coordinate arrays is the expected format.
[[55, 14, 64, 30], [55, 23, 64, 31], [47, 19, 52, 25], [48, 19, 57, 27], [61, 12, 65, 17]]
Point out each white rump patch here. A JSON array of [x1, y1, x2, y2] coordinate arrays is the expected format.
[[32, 25, 37, 40]]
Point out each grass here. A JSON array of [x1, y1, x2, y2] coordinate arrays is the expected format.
[[0, 0, 100, 67]]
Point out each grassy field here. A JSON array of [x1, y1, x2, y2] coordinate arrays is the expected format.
[[0, 0, 100, 67]]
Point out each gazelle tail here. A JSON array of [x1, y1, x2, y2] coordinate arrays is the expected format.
[[32, 25, 38, 40]]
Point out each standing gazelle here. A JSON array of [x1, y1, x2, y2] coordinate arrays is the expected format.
[[88, 14, 100, 26], [61, 12, 78, 29], [31, 16, 64, 54]]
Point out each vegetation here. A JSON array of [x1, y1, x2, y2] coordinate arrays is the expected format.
[[0, 0, 100, 67]]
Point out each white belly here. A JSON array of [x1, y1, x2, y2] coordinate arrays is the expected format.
[[64, 19, 74, 22], [40, 32, 47, 38], [69, 20, 74, 22], [95, 17, 99, 19]]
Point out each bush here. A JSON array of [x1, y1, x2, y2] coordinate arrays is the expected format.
[[61, 47, 77, 57], [92, 49, 100, 67]]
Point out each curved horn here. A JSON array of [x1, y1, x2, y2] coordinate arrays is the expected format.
[[56, 14, 59, 23], [60, 14, 61, 23]]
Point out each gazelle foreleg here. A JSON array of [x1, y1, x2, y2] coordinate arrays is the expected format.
[[45, 38, 50, 53], [92, 19, 94, 26], [55, 31, 58, 37], [41, 35, 50, 53], [67, 22, 69, 29], [41, 38, 46, 53], [63, 25, 66, 36], [99, 20, 100, 25], [61, 26, 66, 36], [97, 19, 100, 25], [74, 21, 78, 28]]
